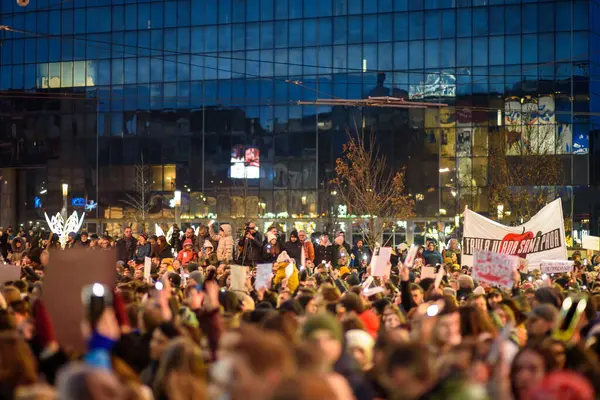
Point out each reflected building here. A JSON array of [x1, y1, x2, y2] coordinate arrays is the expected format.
[[0, 0, 598, 244]]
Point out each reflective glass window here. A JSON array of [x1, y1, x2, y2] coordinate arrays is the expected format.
[[219, 0, 232, 23], [363, 15, 377, 42], [473, 37, 487, 66], [206, 0, 217, 24], [409, 40, 423, 69], [522, 4, 537, 34], [275, 0, 288, 19], [394, 0, 408, 11], [473, 8, 487, 36], [363, 0, 377, 14], [275, 21, 289, 48], [304, 0, 317, 17], [289, 20, 302, 46], [425, 40, 439, 69], [151, 3, 164, 28], [304, 19, 318, 46], [489, 6, 504, 35], [261, 22, 274, 48], [522, 34, 537, 64], [489, 36, 504, 65], [574, 1, 589, 30], [394, 13, 408, 41], [440, 39, 455, 68], [233, 25, 246, 51], [505, 5, 521, 34], [441, 10, 455, 38], [246, 24, 259, 50], [261, 0, 274, 20], [457, 9, 471, 37], [348, 16, 362, 43], [410, 12, 424, 40], [505, 35, 521, 65], [457, 38, 471, 66], [555, 32, 570, 60], [319, 18, 333, 45], [538, 2, 554, 32], [349, 0, 362, 14], [555, 2, 571, 31], [538, 33, 554, 63], [233, 0, 246, 22], [425, 11, 439, 39], [380, 0, 393, 12], [289, 0, 302, 18]]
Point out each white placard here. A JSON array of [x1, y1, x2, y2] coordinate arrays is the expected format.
[[255, 263, 273, 290], [371, 247, 392, 277], [540, 260, 574, 274], [230, 265, 247, 292], [582, 235, 600, 251], [144, 257, 152, 281], [404, 245, 419, 268], [421, 266, 436, 280], [472, 250, 518, 289], [285, 262, 294, 279]]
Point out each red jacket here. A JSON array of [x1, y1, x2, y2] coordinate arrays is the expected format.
[[177, 249, 197, 265]]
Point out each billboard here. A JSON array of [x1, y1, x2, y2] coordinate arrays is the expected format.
[[229, 145, 260, 179]]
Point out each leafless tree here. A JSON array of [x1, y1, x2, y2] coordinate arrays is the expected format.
[[121, 155, 153, 233], [332, 127, 415, 248]]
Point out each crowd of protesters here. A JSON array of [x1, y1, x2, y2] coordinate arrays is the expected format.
[[1, 222, 600, 400]]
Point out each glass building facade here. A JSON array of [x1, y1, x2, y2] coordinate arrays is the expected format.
[[0, 0, 598, 242]]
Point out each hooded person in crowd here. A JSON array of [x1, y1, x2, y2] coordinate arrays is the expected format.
[[209, 222, 234, 264], [315, 233, 334, 266]]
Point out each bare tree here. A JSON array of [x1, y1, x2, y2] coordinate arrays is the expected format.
[[121, 155, 153, 233], [489, 109, 562, 224], [332, 127, 415, 248]]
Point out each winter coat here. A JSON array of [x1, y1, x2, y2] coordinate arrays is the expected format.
[[210, 224, 234, 263], [116, 236, 137, 263], [284, 240, 303, 266], [183, 234, 201, 253], [423, 249, 443, 266], [238, 230, 263, 265], [273, 252, 299, 293], [262, 243, 282, 263], [351, 246, 370, 267], [134, 243, 151, 263], [158, 244, 173, 260], [9, 237, 26, 263], [301, 240, 315, 262], [177, 249, 197, 265], [315, 242, 334, 265]]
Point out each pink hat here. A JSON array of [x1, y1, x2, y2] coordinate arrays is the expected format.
[[184, 239, 193, 246]]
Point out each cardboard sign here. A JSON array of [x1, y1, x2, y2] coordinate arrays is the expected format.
[[582, 235, 600, 251], [404, 245, 419, 268], [0, 264, 21, 283], [361, 276, 384, 297], [472, 250, 518, 289], [371, 247, 392, 277], [421, 266, 436, 280], [42, 248, 116, 353], [540, 260, 574, 274], [255, 263, 273, 290], [144, 257, 152, 281], [517, 257, 529, 273], [229, 265, 247, 292]]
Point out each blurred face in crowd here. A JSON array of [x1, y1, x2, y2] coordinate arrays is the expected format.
[[172, 259, 182, 270], [298, 231, 307, 242], [321, 235, 329, 245], [134, 268, 143, 280], [427, 242, 435, 252], [138, 236, 146, 245], [471, 296, 487, 314], [185, 228, 193, 238], [512, 349, 547, 399], [487, 293, 502, 311], [411, 288, 424, 305], [124, 228, 132, 238], [434, 312, 462, 347], [307, 330, 342, 366], [449, 239, 458, 250], [383, 307, 403, 330], [526, 315, 554, 338], [150, 328, 170, 360], [356, 240, 363, 248], [159, 262, 169, 274]]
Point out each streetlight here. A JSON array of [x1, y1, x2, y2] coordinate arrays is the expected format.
[[174, 190, 182, 226], [61, 183, 69, 218]]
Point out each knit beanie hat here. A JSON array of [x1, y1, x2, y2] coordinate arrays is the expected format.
[[204, 240, 213, 249], [345, 329, 375, 363], [302, 313, 343, 343], [267, 232, 277, 244]]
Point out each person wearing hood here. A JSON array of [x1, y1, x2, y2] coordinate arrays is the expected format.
[[284, 231, 303, 267], [263, 231, 283, 263], [177, 239, 197, 266], [9, 236, 26, 264], [351, 239, 370, 269], [183, 227, 200, 253], [273, 251, 299, 293], [134, 233, 151, 263], [199, 240, 218, 267], [422, 241, 443, 266], [209, 221, 234, 263], [315, 233, 335, 265], [333, 235, 349, 268]]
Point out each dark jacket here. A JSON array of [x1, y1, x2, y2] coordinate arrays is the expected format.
[[422, 249, 443, 266], [158, 244, 172, 260], [284, 240, 303, 266], [315, 243, 334, 265], [351, 245, 370, 267], [238, 231, 263, 265], [334, 352, 375, 400], [116, 236, 137, 263], [262, 243, 282, 263]]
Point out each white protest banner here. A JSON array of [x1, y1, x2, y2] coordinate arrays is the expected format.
[[462, 198, 567, 269], [255, 263, 273, 290], [372, 247, 392, 277], [144, 257, 152, 281], [421, 266, 435, 280], [404, 245, 419, 268], [0, 264, 21, 283], [434, 269, 444, 289], [230, 265, 248, 292], [472, 250, 518, 289], [582, 235, 600, 251], [540, 260, 573, 274]]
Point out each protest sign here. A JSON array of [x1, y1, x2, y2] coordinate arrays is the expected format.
[[371, 247, 392, 277], [230, 265, 247, 292], [582, 235, 600, 251], [404, 245, 419, 268], [463, 198, 567, 269], [434, 269, 444, 289], [255, 263, 273, 290], [285, 262, 294, 279], [0, 264, 21, 283], [43, 248, 116, 353], [472, 250, 518, 289], [144, 257, 152, 281], [361, 276, 384, 297], [540, 260, 574, 274], [421, 266, 435, 280], [517, 257, 529, 273]]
